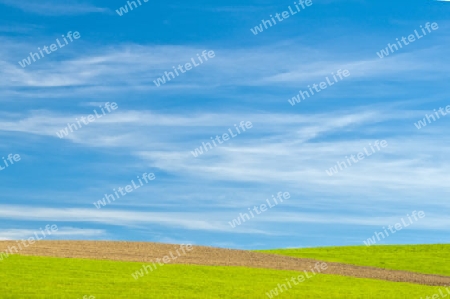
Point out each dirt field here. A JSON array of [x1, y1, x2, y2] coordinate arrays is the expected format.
[[1, 241, 449, 286]]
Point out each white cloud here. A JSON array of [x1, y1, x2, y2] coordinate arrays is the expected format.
[[1, 106, 449, 198], [1, 41, 448, 100], [0, 0, 109, 15], [0, 206, 447, 237], [0, 206, 266, 234], [0, 227, 106, 240]]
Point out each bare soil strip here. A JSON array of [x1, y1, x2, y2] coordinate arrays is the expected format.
[[2, 241, 449, 286]]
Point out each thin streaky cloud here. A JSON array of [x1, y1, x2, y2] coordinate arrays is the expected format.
[[0, 0, 110, 15], [0, 228, 107, 240], [1, 0, 448, 249]]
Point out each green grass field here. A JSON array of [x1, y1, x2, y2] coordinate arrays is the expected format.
[[260, 244, 450, 276], [0, 254, 445, 299]]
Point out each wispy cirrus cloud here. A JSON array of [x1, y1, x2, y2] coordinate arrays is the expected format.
[[0, 24, 44, 34], [1, 41, 449, 101], [0, 0, 109, 16], [1, 106, 449, 197], [0, 227, 106, 240], [0, 206, 266, 234]]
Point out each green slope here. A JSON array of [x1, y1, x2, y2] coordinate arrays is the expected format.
[[0, 255, 445, 298], [260, 244, 450, 276]]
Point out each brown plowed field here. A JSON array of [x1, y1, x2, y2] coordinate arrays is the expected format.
[[2, 241, 449, 286]]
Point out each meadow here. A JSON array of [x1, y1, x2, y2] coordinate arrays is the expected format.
[[0, 255, 445, 299], [260, 244, 450, 276]]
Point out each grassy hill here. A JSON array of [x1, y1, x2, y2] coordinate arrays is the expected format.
[[0, 255, 445, 299], [1, 243, 449, 298], [260, 244, 450, 276]]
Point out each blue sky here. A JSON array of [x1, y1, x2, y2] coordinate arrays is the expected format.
[[0, 0, 449, 249]]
